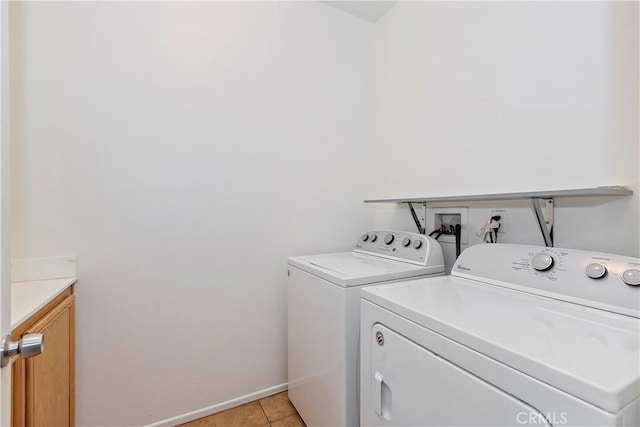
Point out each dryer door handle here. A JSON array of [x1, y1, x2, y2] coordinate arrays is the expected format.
[[373, 372, 384, 417]]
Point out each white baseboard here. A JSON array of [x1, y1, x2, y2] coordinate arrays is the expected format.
[[146, 383, 288, 427]]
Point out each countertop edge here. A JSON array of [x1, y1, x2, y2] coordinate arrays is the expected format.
[[11, 277, 77, 330]]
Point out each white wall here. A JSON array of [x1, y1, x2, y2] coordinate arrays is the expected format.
[[371, 1, 639, 266], [10, 2, 374, 425]]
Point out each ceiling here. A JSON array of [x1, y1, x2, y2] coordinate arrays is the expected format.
[[320, 1, 398, 23]]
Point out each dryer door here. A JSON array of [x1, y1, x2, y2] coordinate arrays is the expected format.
[[366, 324, 552, 427]]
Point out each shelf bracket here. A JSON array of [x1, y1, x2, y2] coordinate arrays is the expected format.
[[407, 202, 426, 235], [531, 198, 554, 247]]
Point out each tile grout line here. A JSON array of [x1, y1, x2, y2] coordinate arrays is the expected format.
[[260, 394, 293, 424], [257, 398, 271, 425]]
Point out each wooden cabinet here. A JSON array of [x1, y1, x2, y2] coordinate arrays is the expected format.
[[11, 286, 75, 427]]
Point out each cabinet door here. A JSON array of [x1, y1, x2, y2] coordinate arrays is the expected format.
[[12, 358, 26, 427], [26, 295, 74, 427]]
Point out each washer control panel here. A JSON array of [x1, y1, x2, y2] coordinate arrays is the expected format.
[[354, 230, 442, 267], [452, 244, 640, 317]]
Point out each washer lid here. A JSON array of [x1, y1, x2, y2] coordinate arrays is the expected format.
[[287, 252, 443, 287], [362, 276, 640, 413]]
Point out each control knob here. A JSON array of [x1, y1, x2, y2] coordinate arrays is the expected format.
[[384, 234, 394, 245], [585, 263, 607, 279], [361, 234, 369, 242], [402, 238, 411, 247], [370, 234, 378, 242], [622, 269, 640, 287], [531, 253, 554, 272], [412, 240, 422, 249]]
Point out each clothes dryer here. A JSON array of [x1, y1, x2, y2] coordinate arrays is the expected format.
[[288, 230, 444, 427], [360, 244, 640, 426]]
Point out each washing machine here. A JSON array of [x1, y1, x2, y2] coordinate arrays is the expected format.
[[360, 243, 640, 426], [287, 230, 444, 427]]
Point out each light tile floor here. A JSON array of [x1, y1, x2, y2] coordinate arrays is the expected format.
[[179, 392, 306, 427]]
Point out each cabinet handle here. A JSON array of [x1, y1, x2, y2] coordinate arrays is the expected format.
[[0, 333, 44, 367]]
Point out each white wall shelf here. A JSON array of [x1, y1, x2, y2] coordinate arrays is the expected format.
[[364, 186, 633, 204], [364, 186, 633, 247]]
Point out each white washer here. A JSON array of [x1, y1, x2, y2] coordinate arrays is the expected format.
[[360, 244, 640, 426], [287, 230, 444, 427]]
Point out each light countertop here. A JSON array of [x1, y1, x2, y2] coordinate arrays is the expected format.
[[11, 278, 77, 330]]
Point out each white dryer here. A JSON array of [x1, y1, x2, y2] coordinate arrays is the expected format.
[[360, 244, 640, 427], [287, 230, 444, 427]]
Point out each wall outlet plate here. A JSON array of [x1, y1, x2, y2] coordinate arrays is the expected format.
[[426, 207, 468, 245], [490, 209, 506, 233]]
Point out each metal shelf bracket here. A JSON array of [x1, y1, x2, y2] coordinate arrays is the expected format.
[[407, 202, 426, 235], [531, 198, 554, 247]]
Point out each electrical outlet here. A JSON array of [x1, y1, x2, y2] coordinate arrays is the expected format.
[[490, 210, 506, 233]]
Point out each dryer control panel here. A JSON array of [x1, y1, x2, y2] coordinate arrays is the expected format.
[[452, 244, 640, 318], [354, 230, 443, 268]]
